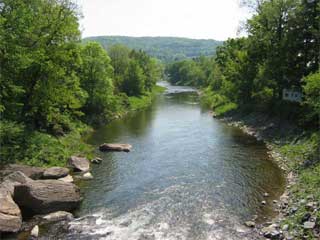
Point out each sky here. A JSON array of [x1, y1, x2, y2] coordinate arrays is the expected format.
[[78, 0, 251, 41]]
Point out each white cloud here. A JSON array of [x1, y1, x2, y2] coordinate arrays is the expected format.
[[78, 0, 251, 40]]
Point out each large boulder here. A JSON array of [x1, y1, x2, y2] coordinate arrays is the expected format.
[[43, 167, 69, 179], [13, 180, 81, 214], [99, 143, 132, 152], [68, 156, 90, 172], [0, 171, 33, 196], [0, 164, 45, 180], [0, 188, 22, 232]]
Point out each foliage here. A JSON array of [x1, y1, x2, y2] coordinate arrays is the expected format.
[[303, 71, 320, 121], [0, 0, 163, 166], [83, 36, 223, 63], [167, 0, 320, 121]]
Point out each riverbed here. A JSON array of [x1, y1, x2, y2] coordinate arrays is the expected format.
[[58, 82, 285, 239]]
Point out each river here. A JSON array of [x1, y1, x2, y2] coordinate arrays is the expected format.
[[57, 82, 285, 239]]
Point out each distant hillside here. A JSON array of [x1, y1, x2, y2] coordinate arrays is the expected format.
[[83, 36, 223, 63]]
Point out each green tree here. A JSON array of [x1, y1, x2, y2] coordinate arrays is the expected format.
[[79, 42, 117, 123], [0, 0, 87, 133], [123, 60, 145, 96]]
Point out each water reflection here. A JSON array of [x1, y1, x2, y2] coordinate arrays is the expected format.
[[62, 82, 285, 240]]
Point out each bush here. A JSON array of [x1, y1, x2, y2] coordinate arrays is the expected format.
[[303, 71, 320, 121]]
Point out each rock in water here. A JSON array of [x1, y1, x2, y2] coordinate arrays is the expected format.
[[0, 187, 22, 232], [42, 211, 74, 223], [1, 164, 45, 180], [82, 172, 93, 180], [30, 225, 39, 238], [91, 157, 102, 164], [43, 167, 69, 179], [58, 175, 74, 183], [14, 180, 81, 214], [68, 156, 90, 172], [99, 143, 132, 152]]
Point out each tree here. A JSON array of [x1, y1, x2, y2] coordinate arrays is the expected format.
[[79, 42, 117, 122], [123, 60, 145, 96], [0, 0, 87, 133]]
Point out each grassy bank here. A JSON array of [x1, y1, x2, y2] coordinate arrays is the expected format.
[[0, 85, 166, 168], [128, 85, 166, 111]]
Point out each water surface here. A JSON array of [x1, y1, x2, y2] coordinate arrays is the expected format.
[[64, 82, 285, 239]]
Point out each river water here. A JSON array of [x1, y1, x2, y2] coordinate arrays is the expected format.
[[59, 82, 285, 239]]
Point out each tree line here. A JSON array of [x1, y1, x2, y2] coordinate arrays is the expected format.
[[166, 0, 319, 123], [0, 0, 162, 165]]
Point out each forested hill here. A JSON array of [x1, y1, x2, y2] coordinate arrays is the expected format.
[[83, 36, 223, 63]]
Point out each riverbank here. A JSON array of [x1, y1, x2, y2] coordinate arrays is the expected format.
[[215, 111, 320, 239], [0, 85, 166, 238], [0, 85, 166, 169]]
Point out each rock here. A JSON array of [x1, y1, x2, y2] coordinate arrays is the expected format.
[[273, 200, 278, 204], [263, 192, 269, 197], [68, 156, 90, 172], [42, 211, 73, 223], [303, 221, 315, 229], [305, 202, 317, 211], [58, 175, 74, 183], [0, 187, 22, 232], [14, 180, 81, 214], [1, 171, 33, 196], [91, 157, 102, 164], [282, 224, 289, 231], [1, 164, 45, 180], [261, 225, 282, 239], [306, 194, 314, 200], [261, 200, 267, 205], [30, 225, 39, 238], [43, 167, 69, 179], [99, 143, 132, 152], [82, 172, 93, 180], [301, 212, 311, 223], [245, 221, 255, 228]]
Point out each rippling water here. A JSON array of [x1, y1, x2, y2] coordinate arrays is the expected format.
[[53, 82, 285, 240]]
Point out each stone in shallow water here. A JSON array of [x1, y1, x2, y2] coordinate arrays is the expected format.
[[30, 225, 39, 238], [69, 156, 90, 172], [99, 143, 132, 152], [42, 211, 74, 223], [14, 180, 81, 214], [58, 175, 74, 183]]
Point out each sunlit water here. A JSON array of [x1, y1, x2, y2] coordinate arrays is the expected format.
[[53, 82, 285, 240]]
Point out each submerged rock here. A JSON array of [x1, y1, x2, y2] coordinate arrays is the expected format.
[[91, 157, 102, 164], [14, 180, 81, 214], [68, 156, 90, 172], [43, 167, 69, 179], [0, 187, 22, 233], [99, 143, 132, 152]]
